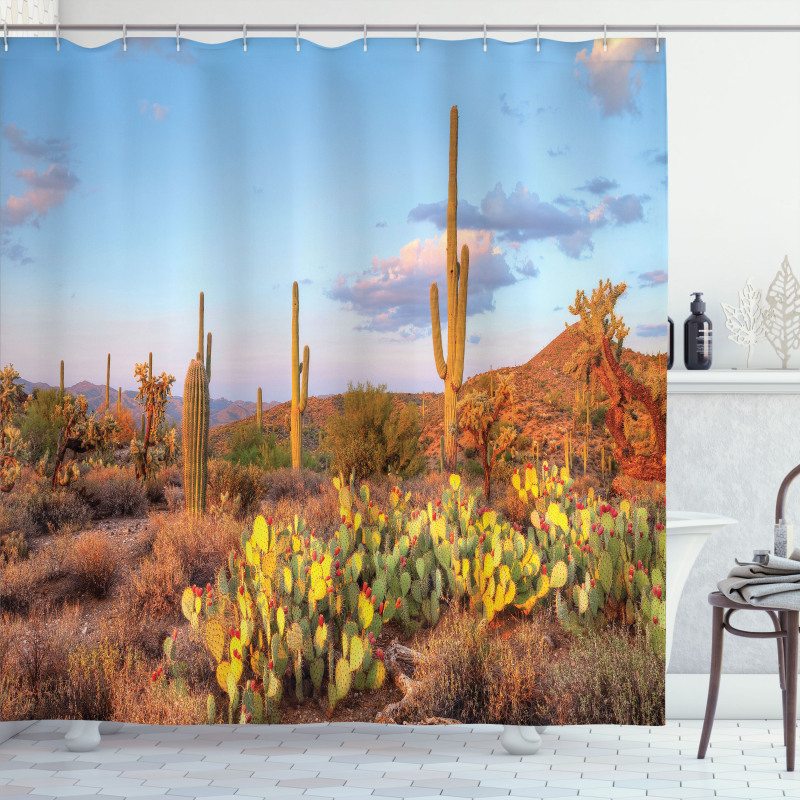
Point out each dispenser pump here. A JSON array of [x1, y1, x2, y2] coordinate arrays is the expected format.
[[690, 292, 706, 314]]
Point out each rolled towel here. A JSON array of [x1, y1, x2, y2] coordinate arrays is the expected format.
[[717, 547, 800, 609]]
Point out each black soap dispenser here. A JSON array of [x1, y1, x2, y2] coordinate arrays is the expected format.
[[684, 292, 712, 370]]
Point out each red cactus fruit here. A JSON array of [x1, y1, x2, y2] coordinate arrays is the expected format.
[[319, 614, 324, 627], [395, 598, 402, 609], [376, 648, 384, 661]]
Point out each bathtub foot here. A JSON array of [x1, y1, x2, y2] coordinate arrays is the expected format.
[[64, 720, 101, 752], [535, 726, 547, 734], [499, 725, 542, 755], [98, 721, 124, 735]]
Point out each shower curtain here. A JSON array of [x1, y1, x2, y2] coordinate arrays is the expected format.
[[0, 35, 668, 726]]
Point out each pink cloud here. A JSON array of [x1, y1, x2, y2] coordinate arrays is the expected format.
[[574, 38, 659, 117], [328, 230, 515, 339], [2, 164, 79, 227], [139, 101, 171, 121]]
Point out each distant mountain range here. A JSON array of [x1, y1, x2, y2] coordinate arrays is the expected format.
[[19, 379, 282, 429]]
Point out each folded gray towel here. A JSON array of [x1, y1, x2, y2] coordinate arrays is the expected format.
[[717, 547, 800, 609]]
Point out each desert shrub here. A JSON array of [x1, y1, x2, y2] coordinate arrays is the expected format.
[[131, 512, 246, 618], [208, 458, 265, 517], [463, 458, 483, 479], [19, 387, 60, 465], [69, 530, 118, 598], [165, 484, 184, 512], [0, 528, 28, 561], [325, 382, 424, 481], [0, 603, 80, 719], [262, 468, 337, 534], [0, 486, 36, 542], [591, 406, 607, 428], [78, 465, 148, 518], [543, 388, 566, 411], [27, 487, 91, 534], [227, 424, 292, 471], [516, 433, 532, 452], [0, 535, 72, 612], [547, 626, 664, 725]]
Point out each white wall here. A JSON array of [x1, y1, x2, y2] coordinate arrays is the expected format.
[[48, 0, 800, 679]]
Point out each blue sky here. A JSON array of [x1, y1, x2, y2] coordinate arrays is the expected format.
[[1, 36, 667, 401]]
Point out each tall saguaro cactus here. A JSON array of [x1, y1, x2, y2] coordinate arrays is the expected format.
[[257, 387, 263, 430], [105, 354, 111, 410], [183, 292, 211, 515], [291, 281, 310, 471], [59, 360, 64, 395], [430, 105, 470, 473]]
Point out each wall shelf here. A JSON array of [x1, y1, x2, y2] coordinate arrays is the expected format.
[[668, 369, 800, 394]]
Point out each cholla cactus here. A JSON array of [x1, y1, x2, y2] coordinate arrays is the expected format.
[[132, 358, 176, 481], [457, 378, 516, 500], [0, 364, 24, 493]]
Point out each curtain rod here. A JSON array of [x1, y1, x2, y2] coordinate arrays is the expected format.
[[3, 23, 800, 35]]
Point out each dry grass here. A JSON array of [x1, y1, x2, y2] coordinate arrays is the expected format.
[[409, 607, 663, 726], [131, 511, 246, 619], [68, 530, 119, 598], [208, 459, 265, 518], [77, 465, 148, 519], [0, 603, 81, 719], [0, 535, 72, 612], [0, 603, 205, 724], [263, 469, 338, 536], [548, 625, 665, 725], [409, 606, 550, 725]]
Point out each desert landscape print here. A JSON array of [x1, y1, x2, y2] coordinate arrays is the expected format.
[[1, 37, 667, 725]]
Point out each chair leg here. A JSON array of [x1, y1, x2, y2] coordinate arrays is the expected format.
[[698, 606, 725, 759], [785, 611, 798, 772], [777, 611, 788, 746]]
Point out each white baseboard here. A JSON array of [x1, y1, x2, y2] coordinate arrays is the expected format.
[[667, 673, 784, 719], [0, 721, 34, 744]]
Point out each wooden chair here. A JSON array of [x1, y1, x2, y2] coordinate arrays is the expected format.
[[698, 591, 798, 771]]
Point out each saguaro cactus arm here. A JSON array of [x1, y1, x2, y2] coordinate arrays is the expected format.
[[430, 285, 447, 380], [453, 244, 469, 391], [299, 344, 309, 413]]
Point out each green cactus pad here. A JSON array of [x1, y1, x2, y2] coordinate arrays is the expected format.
[[598, 551, 613, 593], [310, 656, 325, 689], [335, 658, 352, 699], [400, 572, 412, 597], [549, 560, 568, 589], [205, 620, 225, 664], [206, 694, 216, 724]]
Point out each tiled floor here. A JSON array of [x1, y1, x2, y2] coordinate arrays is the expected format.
[[0, 720, 798, 800]]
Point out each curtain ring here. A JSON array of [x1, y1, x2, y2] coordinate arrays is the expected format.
[[176, 23, 180, 52], [656, 23, 660, 52], [243, 23, 247, 52], [122, 23, 127, 52], [416, 23, 420, 53], [296, 23, 300, 51], [56, 23, 60, 51], [603, 23, 607, 52], [3, 22, 7, 52], [363, 23, 367, 52], [536, 23, 540, 52], [483, 23, 487, 52]]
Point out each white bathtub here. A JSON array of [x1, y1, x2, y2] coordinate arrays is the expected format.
[[665, 511, 738, 669]]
